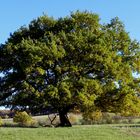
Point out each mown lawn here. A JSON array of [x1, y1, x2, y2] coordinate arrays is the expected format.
[[0, 125, 140, 140]]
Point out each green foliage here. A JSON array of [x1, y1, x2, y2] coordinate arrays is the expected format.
[[0, 117, 3, 126], [120, 94, 140, 117], [13, 111, 34, 126], [82, 110, 102, 124], [0, 11, 140, 126]]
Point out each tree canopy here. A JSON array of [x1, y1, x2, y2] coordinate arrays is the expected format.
[[0, 11, 140, 126]]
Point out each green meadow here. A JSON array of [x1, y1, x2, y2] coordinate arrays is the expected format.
[[0, 125, 140, 140]]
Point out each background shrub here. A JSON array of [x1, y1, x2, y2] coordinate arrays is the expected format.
[[101, 113, 114, 124], [13, 111, 35, 126], [82, 110, 102, 124], [0, 117, 3, 126]]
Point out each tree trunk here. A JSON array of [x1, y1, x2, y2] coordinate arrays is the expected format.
[[58, 110, 72, 127]]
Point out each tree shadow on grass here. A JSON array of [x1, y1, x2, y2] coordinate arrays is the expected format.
[[1, 123, 39, 128], [115, 125, 140, 128]]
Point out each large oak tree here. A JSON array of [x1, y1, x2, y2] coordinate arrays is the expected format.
[[0, 11, 140, 126]]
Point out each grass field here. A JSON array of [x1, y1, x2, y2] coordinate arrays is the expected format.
[[0, 125, 140, 140]]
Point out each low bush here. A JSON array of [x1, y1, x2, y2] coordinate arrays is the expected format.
[[82, 110, 102, 124], [102, 113, 114, 124], [0, 117, 3, 126], [2, 122, 19, 127], [1, 115, 9, 119], [13, 111, 37, 127], [81, 112, 137, 125]]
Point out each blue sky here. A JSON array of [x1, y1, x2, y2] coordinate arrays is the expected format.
[[0, 0, 140, 44]]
